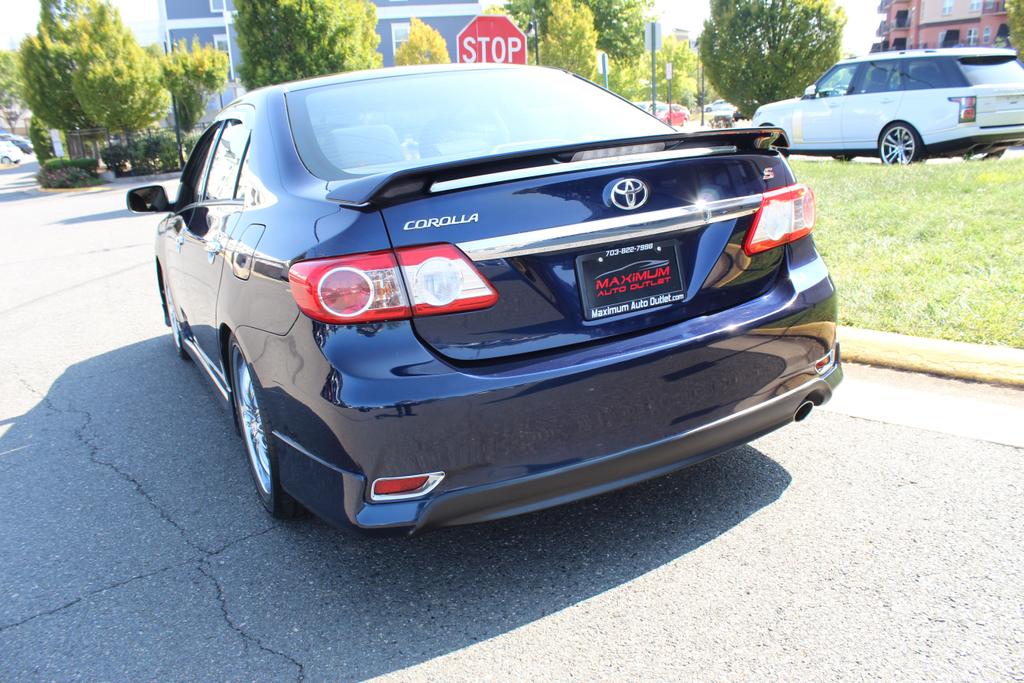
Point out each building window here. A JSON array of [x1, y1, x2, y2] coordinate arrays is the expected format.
[[214, 34, 230, 54], [983, 26, 992, 43], [391, 22, 410, 55], [942, 0, 953, 15], [938, 30, 946, 45], [967, 28, 978, 44], [970, 0, 981, 10], [210, 0, 226, 11]]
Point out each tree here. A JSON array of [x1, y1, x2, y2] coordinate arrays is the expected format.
[[71, 1, 170, 132], [162, 39, 229, 131], [507, 0, 649, 62], [1008, 0, 1023, 48], [0, 51, 26, 132], [18, 1, 94, 130], [235, 0, 382, 89], [607, 55, 648, 101], [655, 36, 698, 107], [394, 18, 450, 66], [541, 0, 598, 80], [699, 0, 845, 116]]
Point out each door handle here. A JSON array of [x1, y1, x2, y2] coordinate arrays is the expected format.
[[880, 97, 895, 104], [206, 239, 223, 264]]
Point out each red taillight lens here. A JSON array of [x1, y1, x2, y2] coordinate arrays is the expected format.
[[743, 183, 816, 256], [288, 245, 497, 324], [949, 96, 977, 123], [288, 250, 410, 324], [396, 243, 499, 317], [373, 476, 429, 496], [370, 472, 444, 500]]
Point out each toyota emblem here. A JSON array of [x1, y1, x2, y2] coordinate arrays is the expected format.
[[608, 178, 649, 211]]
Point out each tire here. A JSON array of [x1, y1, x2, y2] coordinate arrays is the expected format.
[[1, 156, 11, 165], [229, 336, 300, 519], [163, 283, 189, 360], [879, 123, 925, 165]]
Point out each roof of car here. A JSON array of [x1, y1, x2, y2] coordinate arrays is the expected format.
[[246, 63, 552, 99], [839, 47, 1018, 64]]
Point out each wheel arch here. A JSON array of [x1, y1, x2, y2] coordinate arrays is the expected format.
[[878, 120, 925, 149]]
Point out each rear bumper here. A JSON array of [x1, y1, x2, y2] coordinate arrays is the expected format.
[[393, 364, 839, 533], [252, 238, 840, 534], [926, 128, 1024, 156]]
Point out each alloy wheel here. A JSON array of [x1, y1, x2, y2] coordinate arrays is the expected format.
[[233, 348, 272, 496], [165, 285, 184, 354], [880, 126, 916, 165]]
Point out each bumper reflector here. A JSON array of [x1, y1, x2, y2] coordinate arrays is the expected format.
[[371, 472, 445, 501], [814, 348, 836, 375]]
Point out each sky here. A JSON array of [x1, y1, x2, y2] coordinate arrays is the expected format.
[[2, 0, 881, 56]]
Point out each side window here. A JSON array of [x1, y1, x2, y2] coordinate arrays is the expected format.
[[816, 64, 858, 97], [855, 61, 901, 94], [203, 120, 250, 202], [899, 58, 968, 90], [176, 124, 220, 209]]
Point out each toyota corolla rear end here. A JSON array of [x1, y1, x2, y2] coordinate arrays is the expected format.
[[268, 66, 841, 533]]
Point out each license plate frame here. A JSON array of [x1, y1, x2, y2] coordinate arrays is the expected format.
[[576, 238, 686, 321]]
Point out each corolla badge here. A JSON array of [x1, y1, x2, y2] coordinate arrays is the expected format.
[[608, 178, 649, 210], [403, 213, 479, 231]]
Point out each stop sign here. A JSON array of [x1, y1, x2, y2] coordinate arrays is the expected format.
[[457, 16, 528, 65]]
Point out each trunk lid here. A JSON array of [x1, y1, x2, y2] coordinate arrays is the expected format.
[[960, 55, 1024, 128], [378, 147, 789, 362]]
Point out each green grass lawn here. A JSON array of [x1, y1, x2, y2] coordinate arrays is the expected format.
[[790, 158, 1024, 348]]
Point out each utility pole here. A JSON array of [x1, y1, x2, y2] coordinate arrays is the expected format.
[[528, 9, 540, 66], [650, 24, 657, 109], [699, 56, 706, 127], [166, 38, 184, 167]]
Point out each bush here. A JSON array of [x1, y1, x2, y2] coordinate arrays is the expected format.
[[100, 130, 182, 177], [37, 166, 102, 189], [42, 157, 99, 173]]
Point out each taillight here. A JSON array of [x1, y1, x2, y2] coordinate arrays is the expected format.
[[396, 243, 498, 316], [743, 184, 816, 256], [288, 244, 497, 324], [370, 472, 444, 501], [949, 96, 976, 123]]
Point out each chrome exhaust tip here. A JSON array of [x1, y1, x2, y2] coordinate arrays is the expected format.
[[794, 400, 814, 422]]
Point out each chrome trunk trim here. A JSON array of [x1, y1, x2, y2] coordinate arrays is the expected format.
[[430, 145, 738, 194], [458, 193, 763, 261]]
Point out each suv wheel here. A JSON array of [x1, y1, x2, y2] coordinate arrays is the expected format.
[[1, 156, 11, 165], [879, 123, 924, 165], [164, 284, 188, 360]]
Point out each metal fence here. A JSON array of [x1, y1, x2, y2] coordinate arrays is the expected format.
[[65, 125, 205, 177]]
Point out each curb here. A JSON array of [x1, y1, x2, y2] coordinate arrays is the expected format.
[[36, 185, 109, 194], [840, 326, 1024, 388]]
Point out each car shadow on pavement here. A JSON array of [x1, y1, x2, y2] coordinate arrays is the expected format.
[[0, 336, 791, 679]]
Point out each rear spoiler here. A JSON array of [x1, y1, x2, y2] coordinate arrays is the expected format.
[[325, 127, 788, 208]]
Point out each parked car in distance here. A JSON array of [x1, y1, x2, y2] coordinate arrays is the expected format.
[[0, 140, 25, 165], [752, 48, 1024, 164], [705, 99, 740, 120], [0, 133, 33, 155], [128, 64, 840, 535], [631, 101, 690, 126], [654, 102, 690, 126]]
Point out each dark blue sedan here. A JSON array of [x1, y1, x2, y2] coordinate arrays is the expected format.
[[128, 65, 841, 534]]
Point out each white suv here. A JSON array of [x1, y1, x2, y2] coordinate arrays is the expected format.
[[752, 48, 1024, 164]]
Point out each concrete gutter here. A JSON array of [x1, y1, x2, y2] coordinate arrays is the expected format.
[[840, 326, 1024, 388]]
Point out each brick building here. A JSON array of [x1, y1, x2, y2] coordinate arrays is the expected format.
[[874, 0, 1013, 52]]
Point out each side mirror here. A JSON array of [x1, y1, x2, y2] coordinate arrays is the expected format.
[[803, 84, 817, 99], [126, 185, 170, 213]]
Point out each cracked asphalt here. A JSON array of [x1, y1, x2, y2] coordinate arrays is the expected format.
[[1, 160, 1022, 681]]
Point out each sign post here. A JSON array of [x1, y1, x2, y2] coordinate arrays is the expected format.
[[458, 16, 528, 65], [666, 61, 673, 109], [598, 51, 609, 89], [644, 22, 662, 110]]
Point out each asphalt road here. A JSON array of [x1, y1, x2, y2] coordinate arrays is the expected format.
[[1, 161, 1022, 681]]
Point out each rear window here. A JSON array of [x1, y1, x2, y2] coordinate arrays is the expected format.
[[286, 68, 670, 180], [958, 56, 1024, 85]]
